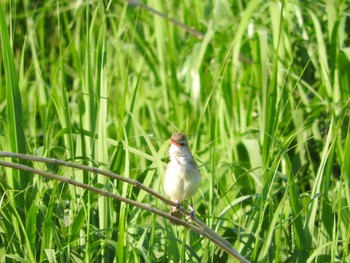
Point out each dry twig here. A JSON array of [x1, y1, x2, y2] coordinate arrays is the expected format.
[[0, 151, 250, 263]]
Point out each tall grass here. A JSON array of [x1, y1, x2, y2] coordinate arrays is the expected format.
[[1, 0, 349, 262]]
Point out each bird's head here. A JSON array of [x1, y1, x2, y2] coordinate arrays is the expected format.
[[169, 132, 191, 158]]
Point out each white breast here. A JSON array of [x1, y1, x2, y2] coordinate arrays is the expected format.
[[164, 159, 201, 202]]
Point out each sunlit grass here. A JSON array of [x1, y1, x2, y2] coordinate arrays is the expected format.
[[1, 0, 350, 262]]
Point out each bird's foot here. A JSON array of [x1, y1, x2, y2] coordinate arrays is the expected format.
[[175, 200, 182, 210], [185, 205, 195, 222], [170, 200, 182, 214], [169, 200, 183, 225]]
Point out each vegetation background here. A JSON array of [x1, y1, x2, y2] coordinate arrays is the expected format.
[[1, 0, 349, 262]]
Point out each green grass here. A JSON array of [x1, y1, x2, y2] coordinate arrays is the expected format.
[[1, 0, 350, 262]]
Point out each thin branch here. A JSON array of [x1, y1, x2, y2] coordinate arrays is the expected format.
[[127, 0, 204, 39], [126, 0, 253, 65], [0, 152, 250, 263], [0, 160, 190, 226], [0, 152, 172, 204]]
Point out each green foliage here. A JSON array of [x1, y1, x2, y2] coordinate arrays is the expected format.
[[1, 0, 350, 262]]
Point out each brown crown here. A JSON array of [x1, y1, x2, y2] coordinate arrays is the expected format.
[[170, 132, 188, 143]]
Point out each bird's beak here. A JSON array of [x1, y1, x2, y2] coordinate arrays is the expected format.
[[170, 138, 180, 147]]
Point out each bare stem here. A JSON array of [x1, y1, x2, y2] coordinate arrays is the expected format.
[[0, 152, 250, 263], [127, 0, 204, 39]]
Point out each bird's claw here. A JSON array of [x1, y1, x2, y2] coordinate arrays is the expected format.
[[186, 205, 195, 222], [175, 200, 181, 210], [172, 201, 196, 223]]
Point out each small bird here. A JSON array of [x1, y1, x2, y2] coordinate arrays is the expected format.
[[164, 132, 201, 224]]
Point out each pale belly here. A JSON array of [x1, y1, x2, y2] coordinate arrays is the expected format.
[[164, 161, 201, 202]]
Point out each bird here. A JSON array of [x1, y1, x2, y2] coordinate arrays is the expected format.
[[164, 132, 201, 224]]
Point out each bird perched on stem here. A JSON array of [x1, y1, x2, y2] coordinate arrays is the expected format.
[[164, 132, 201, 224]]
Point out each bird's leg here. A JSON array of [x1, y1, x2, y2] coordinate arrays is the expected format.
[[175, 200, 182, 210], [185, 204, 195, 222]]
